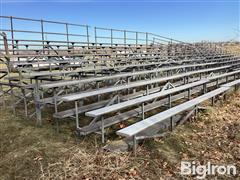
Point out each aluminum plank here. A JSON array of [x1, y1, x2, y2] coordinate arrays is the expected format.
[[117, 86, 230, 137], [60, 65, 230, 102], [86, 79, 208, 117]]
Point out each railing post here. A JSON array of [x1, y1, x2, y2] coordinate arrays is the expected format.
[[65, 23, 69, 48], [94, 27, 97, 45], [40, 19, 45, 53], [110, 28, 113, 48], [146, 32, 148, 52], [86, 25, 90, 49], [10, 16, 14, 54], [136, 32, 138, 51], [124, 30, 126, 54]]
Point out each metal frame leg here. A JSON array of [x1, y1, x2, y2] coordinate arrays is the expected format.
[[188, 88, 191, 100], [96, 82, 100, 101], [146, 85, 149, 95], [168, 94, 172, 108], [75, 101, 79, 129], [23, 95, 28, 116], [141, 103, 145, 120], [35, 79, 42, 126], [53, 88, 58, 113], [211, 97, 215, 106], [195, 105, 198, 117], [170, 117, 173, 131], [203, 83, 207, 94], [0, 85, 5, 108], [133, 135, 137, 156], [216, 79, 219, 88], [101, 116, 105, 144], [223, 93, 227, 101]]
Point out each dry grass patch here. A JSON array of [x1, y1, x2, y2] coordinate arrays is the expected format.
[[0, 91, 240, 179]]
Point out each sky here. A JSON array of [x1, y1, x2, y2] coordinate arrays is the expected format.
[[0, 0, 239, 43]]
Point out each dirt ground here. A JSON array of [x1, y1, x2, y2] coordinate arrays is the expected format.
[[0, 91, 240, 180]]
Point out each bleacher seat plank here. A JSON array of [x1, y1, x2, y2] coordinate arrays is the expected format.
[[86, 79, 208, 117], [116, 86, 230, 137], [61, 66, 230, 102]]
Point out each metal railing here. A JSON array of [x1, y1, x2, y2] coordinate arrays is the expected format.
[[0, 16, 90, 53], [0, 15, 223, 58]]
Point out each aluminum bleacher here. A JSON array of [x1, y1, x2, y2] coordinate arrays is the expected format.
[[0, 16, 239, 152], [116, 79, 240, 154]]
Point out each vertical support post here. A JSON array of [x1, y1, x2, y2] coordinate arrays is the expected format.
[[170, 39, 173, 56], [183, 76, 186, 84], [127, 77, 130, 84], [133, 88, 136, 94], [186, 76, 189, 84], [94, 27, 97, 45], [168, 94, 172, 108], [22, 89, 28, 117], [11, 84, 16, 115], [0, 85, 5, 108], [167, 70, 172, 77], [75, 101, 79, 129], [10, 16, 14, 54], [124, 30, 126, 54], [146, 85, 149, 95], [127, 77, 131, 94], [35, 79, 42, 126], [133, 135, 137, 156], [211, 96, 214, 106], [110, 29, 113, 48], [216, 79, 219, 88], [136, 32, 138, 50], [188, 88, 191, 100], [141, 103, 145, 120], [101, 116, 105, 144], [234, 84, 237, 91], [40, 19, 45, 53], [195, 105, 198, 117], [145, 32, 148, 52], [53, 88, 58, 113], [223, 93, 227, 100], [65, 23, 69, 48], [203, 83, 207, 94], [96, 81, 100, 101], [117, 93, 120, 103], [86, 25, 90, 49], [170, 117, 173, 131]]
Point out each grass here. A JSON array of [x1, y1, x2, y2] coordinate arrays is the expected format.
[[0, 91, 240, 179]]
